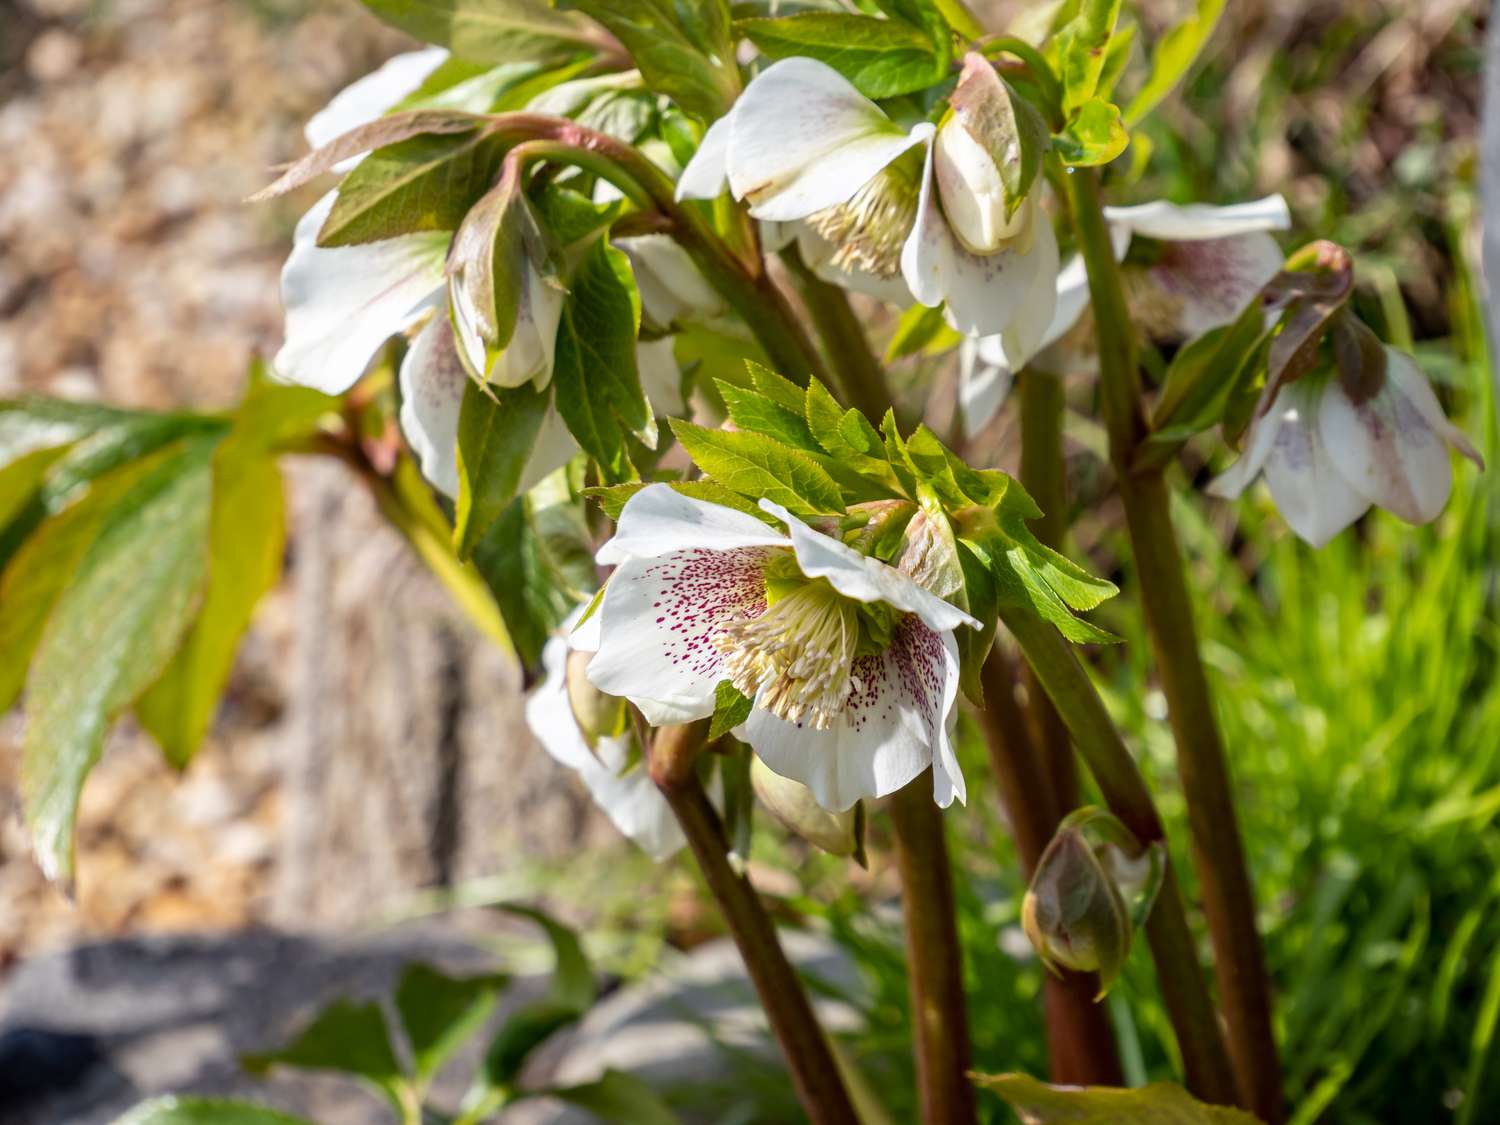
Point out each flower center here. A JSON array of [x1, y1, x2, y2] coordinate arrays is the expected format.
[[806, 155, 920, 278], [716, 580, 861, 730]]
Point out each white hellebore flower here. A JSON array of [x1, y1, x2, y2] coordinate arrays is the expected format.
[[584, 485, 979, 812], [677, 55, 1058, 341], [958, 195, 1292, 438], [1208, 346, 1483, 547], [526, 616, 686, 861]]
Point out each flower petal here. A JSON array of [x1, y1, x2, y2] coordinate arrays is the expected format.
[[274, 192, 449, 394], [1103, 195, 1291, 241], [398, 316, 465, 498], [1316, 352, 1456, 525], [526, 630, 685, 860], [587, 545, 778, 724], [999, 209, 1061, 367], [796, 228, 915, 306], [598, 483, 787, 565], [676, 112, 733, 201], [637, 337, 685, 417], [1206, 387, 1292, 500], [1383, 346, 1485, 469], [726, 58, 923, 221], [957, 336, 1014, 439], [1145, 232, 1285, 339], [759, 500, 978, 632], [617, 233, 725, 328], [743, 616, 962, 810], [1263, 387, 1370, 546], [516, 403, 579, 497], [305, 48, 451, 164]]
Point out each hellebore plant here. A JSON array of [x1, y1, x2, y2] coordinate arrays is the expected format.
[[0, 3, 1484, 1125]]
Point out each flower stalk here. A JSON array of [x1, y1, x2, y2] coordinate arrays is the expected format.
[[650, 722, 863, 1125], [1066, 167, 1284, 1123]]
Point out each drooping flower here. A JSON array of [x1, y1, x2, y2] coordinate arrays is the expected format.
[[677, 55, 1058, 342], [956, 195, 1292, 437], [583, 485, 978, 811], [615, 233, 728, 332], [525, 616, 686, 861], [1208, 345, 1483, 547]]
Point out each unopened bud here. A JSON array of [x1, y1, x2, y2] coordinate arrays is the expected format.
[[751, 757, 865, 863], [934, 120, 1032, 256], [896, 506, 964, 598], [565, 648, 628, 747]]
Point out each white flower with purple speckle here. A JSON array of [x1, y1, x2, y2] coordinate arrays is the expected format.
[[583, 485, 979, 812]]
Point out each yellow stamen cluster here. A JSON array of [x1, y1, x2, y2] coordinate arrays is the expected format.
[[716, 581, 861, 730], [807, 165, 918, 278]]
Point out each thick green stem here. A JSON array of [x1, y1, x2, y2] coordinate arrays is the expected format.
[[1016, 368, 1081, 811], [887, 777, 978, 1125], [783, 245, 899, 422], [650, 723, 862, 1125], [999, 606, 1239, 1106], [977, 647, 1123, 1085], [1068, 168, 1284, 1122]]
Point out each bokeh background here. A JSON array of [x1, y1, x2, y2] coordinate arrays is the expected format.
[[0, 0, 1496, 1122]]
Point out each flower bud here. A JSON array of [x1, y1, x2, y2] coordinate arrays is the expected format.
[[896, 507, 964, 599], [750, 757, 865, 863], [934, 119, 1032, 256], [1021, 825, 1133, 995], [616, 233, 726, 331], [565, 648, 628, 748]]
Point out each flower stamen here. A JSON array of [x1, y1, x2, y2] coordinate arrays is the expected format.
[[716, 581, 861, 729], [806, 161, 919, 278]]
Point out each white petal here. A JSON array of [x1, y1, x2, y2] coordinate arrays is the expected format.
[[999, 211, 1061, 367], [796, 228, 914, 306], [305, 48, 450, 164], [1383, 346, 1485, 468], [587, 545, 778, 724], [516, 404, 579, 497], [398, 317, 465, 498], [526, 631, 685, 860], [1263, 385, 1370, 546], [1206, 388, 1292, 500], [1317, 354, 1455, 525], [726, 58, 923, 221], [1103, 195, 1291, 241], [274, 192, 449, 394], [617, 233, 725, 328], [488, 268, 565, 389], [759, 500, 979, 632], [636, 337, 685, 416], [901, 146, 1048, 337], [743, 617, 961, 810], [676, 113, 734, 201], [1147, 232, 1285, 339], [1045, 252, 1094, 348], [957, 336, 1013, 439], [598, 483, 787, 565]]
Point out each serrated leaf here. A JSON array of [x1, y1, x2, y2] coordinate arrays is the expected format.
[[360, 0, 603, 65], [242, 998, 404, 1110], [136, 441, 286, 768], [1055, 97, 1128, 167], [561, 0, 739, 121], [670, 420, 844, 515], [992, 546, 1119, 645], [1056, 0, 1122, 113], [974, 1073, 1262, 1124], [318, 128, 506, 247], [718, 381, 819, 450], [747, 361, 808, 413], [553, 238, 652, 483], [585, 479, 778, 523], [116, 1096, 317, 1125], [395, 964, 510, 1087], [22, 440, 215, 887], [455, 380, 554, 558], [904, 426, 1018, 510], [1123, 0, 1226, 126], [543, 1068, 682, 1124], [710, 680, 754, 741], [737, 12, 946, 99], [992, 508, 1117, 611]]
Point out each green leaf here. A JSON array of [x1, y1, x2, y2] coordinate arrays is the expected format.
[[991, 545, 1119, 645], [552, 238, 652, 483], [886, 303, 961, 361], [584, 479, 777, 523], [903, 426, 1019, 510], [746, 361, 809, 413], [717, 381, 819, 450], [543, 1069, 682, 1124], [955, 541, 997, 707], [0, 396, 143, 464], [455, 380, 554, 558], [1055, 0, 1122, 113], [1095, 17, 1136, 101], [116, 1096, 316, 1125], [473, 498, 583, 671], [319, 128, 506, 247], [1123, 0, 1226, 126], [395, 964, 510, 1087], [670, 420, 844, 515], [560, 0, 739, 121], [1054, 97, 1128, 166], [242, 998, 405, 1111], [710, 680, 754, 742], [21, 440, 216, 886], [135, 441, 286, 768], [737, 12, 946, 99], [359, 0, 602, 66], [974, 1073, 1263, 1124]]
